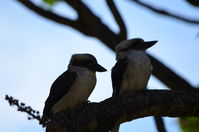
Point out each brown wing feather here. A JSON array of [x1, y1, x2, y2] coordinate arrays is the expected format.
[[111, 58, 128, 96], [42, 70, 77, 118]]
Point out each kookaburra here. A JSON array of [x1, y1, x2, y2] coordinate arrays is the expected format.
[[40, 53, 107, 125], [111, 38, 157, 132]]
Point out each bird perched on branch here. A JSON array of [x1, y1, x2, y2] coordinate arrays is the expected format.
[[40, 53, 107, 126], [111, 38, 157, 132]]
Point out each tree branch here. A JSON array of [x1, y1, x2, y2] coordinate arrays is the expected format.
[[17, 0, 80, 28], [106, 0, 127, 40], [153, 116, 166, 132], [149, 54, 194, 90], [186, 0, 199, 7], [131, 0, 199, 25], [47, 89, 199, 132], [63, 0, 105, 35], [5, 95, 42, 124]]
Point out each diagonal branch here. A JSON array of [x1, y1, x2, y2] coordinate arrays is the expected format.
[[106, 0, 127, 40], [131, 0, 199, 25], [47, 89, 199, 132], [186, 0, 199, 7], [63, 0, 95, 16], [17, 0, 80, 29], [63, 0, 105, 35], [149, 54, 194, 90], [153, 116, 166, 132]]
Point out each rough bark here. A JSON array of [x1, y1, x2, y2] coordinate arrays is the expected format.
[[47, 89, 199, 132]]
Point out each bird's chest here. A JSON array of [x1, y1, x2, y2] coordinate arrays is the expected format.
[[65, 71, 96, 103], [121, 52, 152, 92], [51, 71, 96, 114], [74, 71, 96, 95]]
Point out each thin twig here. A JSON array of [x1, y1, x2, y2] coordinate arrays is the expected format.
[[131, 0, 199, 24], [17, 0, 79, 28], [106, 0, 127, 40], [154, 116, 167, 132], [5, 95, 44, 124]]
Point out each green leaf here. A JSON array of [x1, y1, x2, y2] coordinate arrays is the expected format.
[[179, 117, 199, 132], [42, 0, 57, 6]]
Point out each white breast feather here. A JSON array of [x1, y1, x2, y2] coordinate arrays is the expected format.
[[120, 50, 152, 93], [51, 70, 96, 114]]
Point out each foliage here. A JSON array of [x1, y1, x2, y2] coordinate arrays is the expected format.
[[5, 95, 45, 126], [180, 117, 199, 132], [42, 0, 59, 6]]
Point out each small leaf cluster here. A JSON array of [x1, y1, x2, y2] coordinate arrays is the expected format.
[[42, 0, 60, 6], [5, 95, 41, 122]]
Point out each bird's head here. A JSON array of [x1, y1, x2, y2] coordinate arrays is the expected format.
[[69, 54, 107, 72], [115, 38, 158, 53], [115, 38, 158, 60]]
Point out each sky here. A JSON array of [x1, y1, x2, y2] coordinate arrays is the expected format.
[[0, 0, 199, 132]]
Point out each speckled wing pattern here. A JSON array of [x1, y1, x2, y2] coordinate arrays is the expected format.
[[111, 58, 128, 96], [43, 70, 77, 118]]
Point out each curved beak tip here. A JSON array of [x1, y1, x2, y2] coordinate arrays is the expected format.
[[153, 40, 158, 43], [144, 40, 158, 49], [87, 63, 107, 72], [97, 67, 107, 72], [96, 64, 107, 72], [148, 40, 158, 44]]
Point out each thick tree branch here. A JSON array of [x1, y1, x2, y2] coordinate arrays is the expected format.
[[186, 0, 199, 7], [106, 0, 127, 40], [63, 0, 106, 35], [62, 0, 121, 44], [131, 0, 199, 25], [47, 89, 199, 132], [17, 0, 194, 90]]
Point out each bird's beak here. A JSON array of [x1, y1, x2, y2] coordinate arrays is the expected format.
[[143, 40, 158, 50], [88, 63, 107, 72]]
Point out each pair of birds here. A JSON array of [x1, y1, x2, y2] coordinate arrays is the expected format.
[[41, 38, 157, 131]]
